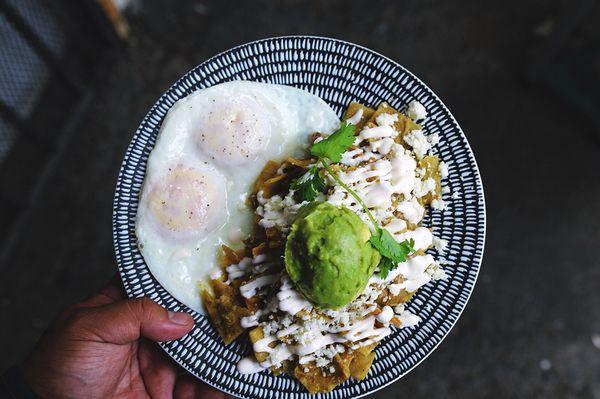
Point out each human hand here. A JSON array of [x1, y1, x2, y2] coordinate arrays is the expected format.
[[22, 275, 228, 399]]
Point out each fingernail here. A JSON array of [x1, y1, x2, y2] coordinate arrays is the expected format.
[[168, 311, 192, 325]]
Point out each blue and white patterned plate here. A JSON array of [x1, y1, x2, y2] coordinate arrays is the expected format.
[[113, 36, 485, 399]]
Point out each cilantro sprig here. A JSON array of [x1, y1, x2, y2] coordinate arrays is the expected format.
[[310, 122, 356, 162], [292, 120, 415, 278], [290, 166, 326, 202], [369, 229, 415, 279]]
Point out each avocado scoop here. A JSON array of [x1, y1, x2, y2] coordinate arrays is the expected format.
[[284, 202, 381, 309]]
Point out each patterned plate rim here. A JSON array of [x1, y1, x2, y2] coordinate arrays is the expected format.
[[112, 35, 486, 399]]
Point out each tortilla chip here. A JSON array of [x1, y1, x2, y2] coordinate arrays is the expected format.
[[201, 279, 250, 345], [253, 160, 280, 193], [285, 157, 312, 169], [343, 102, 375, 131], [260, 174, 291, 198], [253, 157, 309, 199], [271, 360, 295, 376], [220, 244, 243, 267], [418, 155, 442, 205], [385, 289, 415, 306], [349, 344, 376, 380], [249, 327, 270, 363], [333, 351, 353, 379], [294, 362, 348, 394], [293, 343, 378, 393], [251, 242, 269, 257], [366, 102, 421, 145]]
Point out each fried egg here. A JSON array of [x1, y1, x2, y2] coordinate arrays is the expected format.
[[136, 81, 339, 313]]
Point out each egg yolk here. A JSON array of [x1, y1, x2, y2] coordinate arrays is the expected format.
[[196, 95, 271, 165], [148, 166, 225, 237]]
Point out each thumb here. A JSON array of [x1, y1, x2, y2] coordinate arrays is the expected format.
[[71, 297, 195, 344]]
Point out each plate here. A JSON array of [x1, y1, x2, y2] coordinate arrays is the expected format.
[[113, 36, 486, 399]]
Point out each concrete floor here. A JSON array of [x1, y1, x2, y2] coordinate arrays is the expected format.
[[1, 0, 599, 398]]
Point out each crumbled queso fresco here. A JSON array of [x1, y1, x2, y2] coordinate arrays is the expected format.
[[231, 100, 450, 375]]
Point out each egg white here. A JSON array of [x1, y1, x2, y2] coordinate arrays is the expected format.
[[136, 81, 339, 313]]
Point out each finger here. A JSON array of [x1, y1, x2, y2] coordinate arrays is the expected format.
[[72, 297, 195, 344], [139, 339, 177, 399], [174, 374, 229, 399]]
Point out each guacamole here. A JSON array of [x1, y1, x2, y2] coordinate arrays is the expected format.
[[284, 202, 380, 308]]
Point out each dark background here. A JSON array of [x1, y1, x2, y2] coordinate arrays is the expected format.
[[1, 0, 599, 398]]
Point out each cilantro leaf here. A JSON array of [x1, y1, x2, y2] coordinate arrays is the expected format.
[[377, 257, 396, 279], [290, 166, 326, 202], [310, 122, 356, 163], [370, 228, 415, 277], [370, 229, 414, 263]]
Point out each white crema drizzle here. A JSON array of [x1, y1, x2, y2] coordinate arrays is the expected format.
[[234, 102, 447, 374], [237, 253, 436, 374]]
